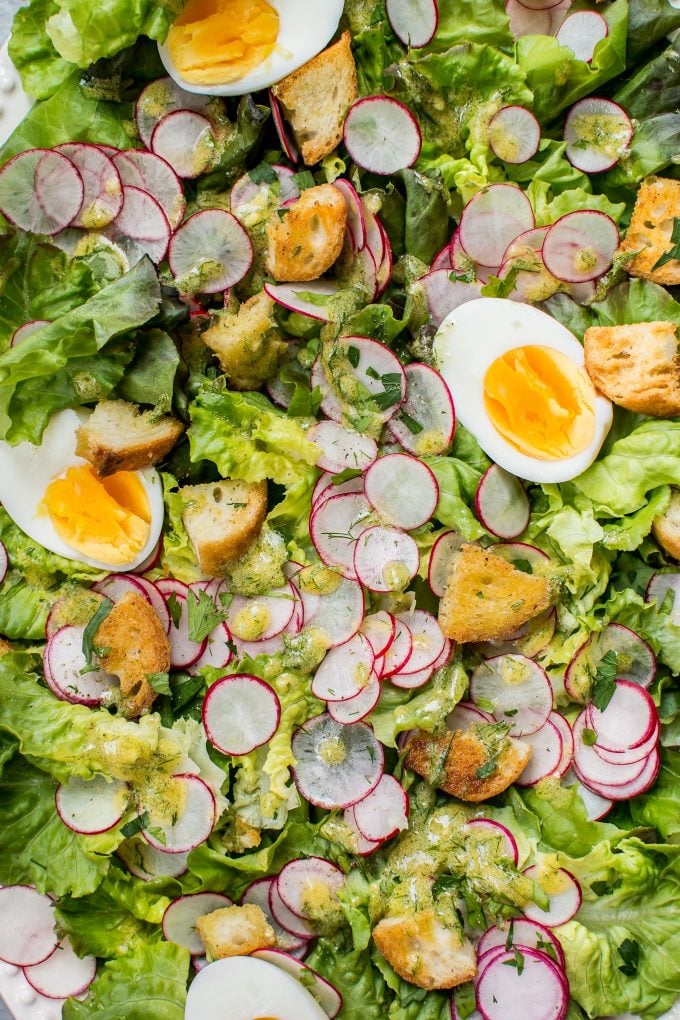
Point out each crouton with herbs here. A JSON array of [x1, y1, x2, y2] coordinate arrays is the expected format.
[[196, 903, 276, 961], [95, 591, 170, 718], [373, 911, 477, 991], [200, 292, 287, 390], [181, 479, 268, 576], [265, 183, 347, 282], [75, 400, 184, 477], [584, 320, 680, 417], [618, 177, 680, 285]]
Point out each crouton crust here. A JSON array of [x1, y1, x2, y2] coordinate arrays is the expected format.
[[195, 903, 276, 961], [405, 728, 531, 802], [653, 488, 680, 560], [95, 592, 170, 718], [201, 293, 287, 391], [373, 912, 477, 990], [618, 178, 680, 285], [181, 479, 268, 576], [75, 400, 184, 477], [584, 321, 680, 417], [438, 544, 551, 644], [0, 638, 13, 657], [265, 183, 347, 282]]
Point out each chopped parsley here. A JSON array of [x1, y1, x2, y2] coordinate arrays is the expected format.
[[187, 587, 227, 644], [591, 649, 618, 711], [399, 411, 423, 435], [652, 217, 680, 271], [166, 592, 182, 630], [81, 598, 114, 669], [248, 161, 278, 185]]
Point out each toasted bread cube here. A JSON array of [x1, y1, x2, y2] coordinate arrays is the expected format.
[[653, 488, 680, 560], [373, 912, 476, 990], [75, 400, 184, 477], [265, 183, 347, 282], [196, 903, 276, 961], [618, 178, 680, 285], [181, 479, 268, 576], [405, 727, 531, 803], [438, 544, 551, 644], [201, 293, 287, 391], [271, 31, 358, 166], [95, 591, 170, 717], [584, 321, 680, 416], [0, 639, 13, 657]]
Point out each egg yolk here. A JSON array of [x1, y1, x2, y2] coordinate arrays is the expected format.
[[483, 345, 597, 461], [167, 0, 280, 85], [42, 466, 151, 566]]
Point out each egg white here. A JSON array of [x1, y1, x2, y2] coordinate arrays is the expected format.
[[185, 956, 328, 1020], [0, 408, 164, 571], [434, 297, 613, 483], [158, 0, 345, 97]]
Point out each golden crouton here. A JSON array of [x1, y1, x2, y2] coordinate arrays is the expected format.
[[181, 479, 268, 576], [0, 638, 13, 657], [201, 293, 287, 390], [405, 726, 531, 803], [653, 488, 680, 560], [95, 592, 170, 717], [75, 400, 184, 477], [618, 178, 680, 285], [265, 184, 347, 282], [271, 32, 358, 166], [584, 321, 680, 416], [373, 912, 476, 990], [438, 544, 551, 644], [195, 903, 276, 961]]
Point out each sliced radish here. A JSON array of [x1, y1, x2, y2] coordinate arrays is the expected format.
[[226, 585, 296, 642], [470, 655, 553, 737], [230, 165, 299, 215], [268, 882, 316, 940], [53, 142, 122, 230], [387, 363, 455, 455], [428, 530, 464, 597], [162, 892, 233, 954], [269, 90, 300, 163], [475, 465, 530, 539], [572, 712, 649, 789], [488, 106, 541, 164], [343, 805, 384, 854], [578, 746, 660, 802], [516, 718, 563, 787], [242, 878, 308, 954], [151, 109, 216, 179], [103, 185, 170, 265], [291, 713, 384, 809], [556, 12, 608, 63], [55, 775, 129, 835], [549, 711, 574, 778], [0, 887, 57, 966], [93, 573, 150, 603], [646, 572, 680, 625], [277, 858, 344, 921], [312, 633, 376, 703], [431, 243, 454, 272], [478, 608, 557, 661], [364, 454, 438, 531], [459, 185, 535, 268], [361, 611, 396, 657], [353, 526, 419, 593], [352, 775, 409, 842], [419, 270, 483, 329], [592, 723, 659, 767], [118, 839, 190, 881], [446, 701, 495, 731], [523, 866, 581, 928], [169, 209, 253, 293], [264, 280, 339, 321], [585, 679, 657, 752], [514, 0, 564, 9], [310, 492, 373, 579], [335, 335, 407, 423], [188, 622, 233, 674], [134, 575, 171, 634], [311, 359, 344, 422], [476, 947, 568, 1020], [0, 148, 83, 235], [164, 592, 206, 669], [563, 769, 613, 821], [135, 76, 214, 148], [394, 609, 446, 674], [11, 319, 51, 346], [252, 949, 342, 1019], [465, 819, 518, 864], [506, 0, 554, 37], [24, 938, 96, 999], [143, 774, 215, 853], [309, 421, 378, 475], [312, 472, 365, 510], [131, 537, 162, 575], [563, 97, 633, 174], [385, 0, 439, 47], [328, 674, 381, 724], [381, 618, 413, 677], [303, 576, 365, 647], [542, 210, 618, 283], [113, 149, 185, 229], [478, 919, 565, 970], [44, 625, 118, 707], [333, 179, 367, 251], [0, 541, 7, 586], [343, 97, 422, 176], [203, 674, 281, 756]]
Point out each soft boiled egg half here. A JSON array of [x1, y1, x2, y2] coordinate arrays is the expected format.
[[0, 409, 164, 571], [159, 0, 344, 95], [185, 956, 328, 1020], [434, 298, 613, 483]]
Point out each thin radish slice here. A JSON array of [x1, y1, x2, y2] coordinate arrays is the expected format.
[[577, 747, 660, 802], [514, 0, 564, 9], [103, 185, 170, 265], [354, 526, 419, 593], [475, 465, 530, 539], [310, 492, 373, 579], [387, 363, 456, 455], [309, 421, 378, 474], [363, 205, 386, 266], [352, 775, 409, 842], [162, 892, 233, 955], [252, 949, 342, 1019], [478, 608, 557, 661], [169, 209, 253, 293], [459, 185, 535, 268], [269, 90, 300, 163], [516, 718, 564, 787], [469, 655, 553, 737], [24, 939, 96, 999], [446, 701, 495, 731], [646, 572, 680, 624], [151, 110, 216, 179], [585, 679, 657, 752], [203, 675, 281, 756], [44, 625, 118, 707], [133, 575, 171, 633], [476, 947, 568, 1020], [242, 878, 308, 954], [118, 840, 189, 881], [381, 618, 413, 677], [311, 359, 344, 422], [188, 622, 233, 674], [312, 472, 365, 510], [364, 454, 439, 530], [343, 97, 421, 176], [493, 542, 550, 571], [556, 11, 608, 62], [428, 529, 464, 597], [465, 819, 518, 865], [312, 633, 375, 703], [0, 887, 57, 966], [226, 584, 296, 642], [386, 0, 439, 47], [0, 541, 7, 586], [591, 623, 656, 688], [431, 244, 454, 272], [344, 805, 384, 854], [572, 712, 649, 789], [0, 149, 83, 235], [113, 150, 185, 229], [420, 270, 483, 329], [549, 712, 574, 777], [291, 713, 384, 809], [92, 573, 150, 603], [230, 165, 299, 215], [136, 76, 214, 148], [131, 538, 162, 575], [269, 883, 316, 940], [563, 97, 632, 173], [502, 227, 549, 265], [142, 774, 215, 853], [361, 611, 396, 657], [333, 179, 367, 251], [488, 106, 541, 164], [55, 775, 129, 835], [165, 592, 206, 669], [389, 661, 435, 689], [328, 674, 381, 724], [54, 142, 122, 230], [278, 858, 344, 920], [542, 210, 618, 283], [478, 919, 565, 970], [335, 336, 407, 423], [506, 0, 553, 37], [563, 769, 613, 821], [523, 866, 581, 928], [593, 722, 659, 767], [11, 319, 51, 346], [395, 609, 446, 674], [264, 280, 339, 321], [304, 577, 365, 647]]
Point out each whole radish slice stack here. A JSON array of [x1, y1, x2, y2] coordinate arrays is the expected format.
[[0, 149, 84, 235], [54, 142, 123, 228]]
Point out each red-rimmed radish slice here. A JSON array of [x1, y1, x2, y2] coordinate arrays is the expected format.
[[459, 184, 535, 268], [488, 106, 541, 165], [336, 335, 407, 422], [431, 244, 454, 272], [311, 359, 343, 422], [333, 178, 367, 251], [475, 465, 530, 539], [516, 718, 564, 787], [312, 633, 375, 702], [493, 541, 550, 571], [242, 878, 308, 954], [548, 712, 574, 777], [385, 0, 439, 47], [470, 655, 553, 737], [55, 775, 128, 835], [169, 209, 253, 293], [389, 662, 435, 689], [309, 420, 378, 474], [103, 185, 170, 265], [203, 674, 281, 756], [131, 537, 162, 575], [387, 362, 455, 455], [230, 165, 299, 214], [506, 0, 553, 37], [303, 576, 365, 647], [354, 526, 419, 593], [44, 625, 118, 707], [556, 11, 608, 62], [361, 611, 396, 657], [142, 774, 215, 853], [592, 623, 656, 687], [328, 674, 381, 724], [446, 701, 495, 731], [23, 938, 96, 999], [11, 319, 51, 346], [188, 622, 233, 674], [310, 492, 373, 579], [162, 892, 233, 954], [593, 722, 659, 766], [578, 746, 660, 802], [420, 269, 482, 329], [563, 97, 632, 174], [269, 882, 316, 940], [117, 840, 189, 881], [54, 142, 122, 229], [133, 575, 171, 633], [542, 210, 618, 283], [465, 819, 518, 865], [497, 249, 556, 305], [264, 280, 339, 321], [646, 572, 680, 624], [343, 97, 422, 175], [514, 0, 564, 9], [164, 592, 206, 669], [113, 149, 185, 229], [585, 679, 657, 752], [135, 76, 214, 148], [226, 584, 297, 642], [151, 109, 216, 179], [502, 227, 549, 265], [523, 866, 581, 928], [352, 775, 409, 842], [93, 572, 150, 602], [269, 89, 300, 163], [277, 858, 344, 920], [291, 713, 384, 809], [476, 947, 569, 1020], [428, 529, 464, 597], [562, 768, 613, 820], [343, 805, 384, 854], [382, 618, 413, 677], [478, 608, 557, 661], [0, 148, 83, 235], [365, 453, 439, 530], [0, 887, 57, 966], [395, 609, 446, 674], [572, 712, 649, 789], [251, 949, 343, 1019], [0, 540, 6, 586], [354, 240, 380, 300], [312, 472, 365, 509], [478, 918, 565, 969]]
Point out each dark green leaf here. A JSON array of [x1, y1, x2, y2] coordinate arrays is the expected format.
[[166, 593, 182, 630], [147, 672, 171, 696], [82, 598, 113, 668], [186, 587, 225, 644], [591, 650, 618, 712]]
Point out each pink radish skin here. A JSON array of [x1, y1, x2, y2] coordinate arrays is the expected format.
[[118, 841, 189, 882], [251, 949, 343, 1019], [523, 866, 581, 928], [478, 918, 565, 970], [162, 892, 233, 955], [475, 465, 530, 539], [516, 718, 564, 787], [465, 819, 519, 864], [573, 749, 660, 802], [572, 713, 649, 789], [268, 884, 316, 941], [269, 90, 300, 163], [188, 622, 233, 674], [242, 878, 308, 954], [343, 806, 384, 855], [387, 362, 456, 455], [542, 210, 619, 283], [264, 280, 339, 321], [311, 633, 376, 703], [352, 775, 409, 842], [593, 723, 659, 767], [203, 675, 281, 756], [133, 575, 171, 633], [476, 946, 569, 1020], [312, 472, 364, 510], [142, 774, 216, 853], [353, 526, 419, 593], [23, 939, 97, 1000], [291, 713, 384, 810], [343, 97, 422, 175], [226, 584, 297, 642], [0, 887, 57, 967], [93, 572, 150, 603]]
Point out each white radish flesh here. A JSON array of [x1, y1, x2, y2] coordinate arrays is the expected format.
[[103, 185, 170, 265], [311, 633, 376, 702], [465, 819, 518, 864], [277, 858, 344, 920], [143, 774, 215, 853], [309, 421, 378, 474], [353, 526, 419, 593], [0, 887, 57, 966], [264, 280, 339, 321], [420, 270, 483, 329], [291, 714, 384, 809], [523, 866, 582, 928], [44, 625, 118, 707], [646, 572, 680, 624], [506, 0, 553, 37], [387, 362, 455, 455], [542, 210, 619, 283], [188, 622, 233, 673], [343, 805, 384, 854], [352, 775, 409, 841], [478, 919, 565, 969], [203, 674, 281, 756], [11, 319, 51, 346], [151, 109, 216, 179], [360, 611, 396, 657], [268, 882, 316, 940], [475, 465, 530, 539], [381, 618, 413, 677], [169, 209, 253, 293], [335, 335, 407, 423], [118, 839, 189, 881], [386, 0, 439, 47], [563, 770, 613, 821], [226, 584, 296, 642], [162, 892, 233, 954], [328, 674, 381, 724], [446, 701, 495, 731], [563, 97, 633, 173], [310, 492, 373, 579], [312, 472, 365, 510], [572, 712, 650, 788], [395, 609, 446, 675], [55, 142, 122, 229], [135, 76, 213, 148], [0, 149, 83, 235], [343, 97, 422, 176], [470, 655, 553, 736], [364, 454, 439, 530], [133, 575, 171, 633], [55, 775, 129, 835], [476, 947, 569, 1020], [242, 878, 308, 954], [24, 938, 97, 999], [585, 679, 657, 751], [164, 591, 207, 669], [548, 711, 574, 777], [113, 149, 185, 229], [459, 184, 535, 268], [516, 719, 564, 786], [488, 106, 541, 164], [333, 178, 367, 251], [428, 529, 464, 597], [303, 576, 365, 647], [556, 11, 608, 63]]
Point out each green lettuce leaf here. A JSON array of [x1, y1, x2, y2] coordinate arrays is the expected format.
[[117, 328, 180, 410], [627, 0, 680, 63], [425, 0, 512, 50], [370, 657, 468, 747], [45, 0, 182, 67], [306, 938, 391, 1020], [591, 279, 680, 328], [8, 0, 75, 99], [426, 455, 487, 540], [629, 750, 680, 839], [159, 473, 202, 583], [516, 780, 626, 858]]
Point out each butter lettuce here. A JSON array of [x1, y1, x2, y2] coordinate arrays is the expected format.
[[370, 657, 468, 747], [45, 0, 182, 68], [8, 0, 75, 99], [306, 938, 391, 1020], [629, 750, 680, 839]]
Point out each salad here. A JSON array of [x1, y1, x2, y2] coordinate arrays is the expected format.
[[0, 0, 680, 1017]]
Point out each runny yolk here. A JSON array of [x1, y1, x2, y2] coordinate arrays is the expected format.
[[167, 0, 280, 86], [483, 345, 597, 461], [42, 465, 151, 565]]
